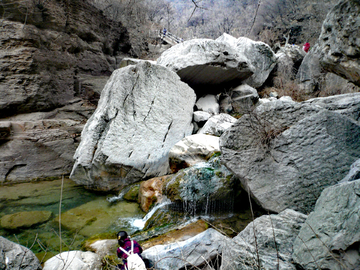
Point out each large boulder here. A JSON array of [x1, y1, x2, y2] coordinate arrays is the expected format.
[[296, 44, 324, 94], [71, 61, 196, 191], [157, 38, 254, 94], [220, 99, 360, 214], [0, 236, 42, 270], [292, 179, 360, 270], [195, 94, 220, 115], [142, 228, 228, 270], [0, 0, 130, 117], [221, 209, 307, 270], [217, 33, 277, 88], [318, 0, 360, 86], [43, 251, 102, 270]]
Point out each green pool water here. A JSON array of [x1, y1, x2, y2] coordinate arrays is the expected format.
[[0, 178, 145, 261]]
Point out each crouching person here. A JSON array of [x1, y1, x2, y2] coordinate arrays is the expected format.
[[116, 231, 147, 270]]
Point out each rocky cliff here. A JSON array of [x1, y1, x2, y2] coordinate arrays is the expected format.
[[0, 0, 132, 183], [0, 0, 131, 116]]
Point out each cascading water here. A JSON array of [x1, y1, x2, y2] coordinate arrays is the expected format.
[[106, 190, 126, 203], [116, 199, 172, 232], [165, 157, 237, 219]]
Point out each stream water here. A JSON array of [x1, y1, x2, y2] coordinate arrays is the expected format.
[[0, 178, 146, 260], [0, 177, 263, 263]]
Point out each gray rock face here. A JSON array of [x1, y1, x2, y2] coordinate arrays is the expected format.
[[292, 180, 360, 270], [217, 34, 277, 88], [142, 228, 228, 270], [0, 100, 93, 183], [304, 92, 360, 122], [193, 111, 211, 123], [0, 0, 130, 117], [157, 38, 254, 93], [169, 134, 220, 173], [43, 251, 102, 270], [318, 0, 360, 86], [220, 100, 360, 214], [71, 62, 196, 191], [0, 236, 42, 270], [297, 44, 359, 95], [221, 209, 307, 270]]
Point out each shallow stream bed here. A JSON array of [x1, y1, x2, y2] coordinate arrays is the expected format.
[[0, 178, 144, 261]]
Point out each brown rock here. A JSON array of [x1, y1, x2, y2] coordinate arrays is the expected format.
[[139, 175, 172, 212]]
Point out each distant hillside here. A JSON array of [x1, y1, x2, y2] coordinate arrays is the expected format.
[[166, 0, 338, 47], [88, 0, 338, 56]]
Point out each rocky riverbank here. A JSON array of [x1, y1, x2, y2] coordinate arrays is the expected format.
[[1, 0, 360, 269]]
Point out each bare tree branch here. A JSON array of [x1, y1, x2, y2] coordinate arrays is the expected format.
[[248, 0, 261, 36]]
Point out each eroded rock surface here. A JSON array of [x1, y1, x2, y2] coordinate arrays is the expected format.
[[318, 0, 360, 86], [0, 0, 130, 117], [0, 100, 94, 183], [220, 99, 360, 214], [43, 251, 102, 270]]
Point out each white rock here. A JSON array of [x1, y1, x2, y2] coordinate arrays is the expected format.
[[43, 251, 102, 270], [193, 111, 211, 122], [198, 113, 237, 136], [195, 94, 219, 115], [169, 134, 220, 172]]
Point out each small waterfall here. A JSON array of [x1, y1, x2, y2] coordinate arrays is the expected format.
[[106, 190, 126, 203], [132, 199, 172, 229]]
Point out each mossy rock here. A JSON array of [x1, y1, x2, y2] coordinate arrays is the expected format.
[[0, 211, 52, 230], [123, 184, 140, 202]]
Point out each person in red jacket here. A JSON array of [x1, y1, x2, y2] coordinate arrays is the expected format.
[[116, 231, 144, 270], [303, 42, 310, 53]]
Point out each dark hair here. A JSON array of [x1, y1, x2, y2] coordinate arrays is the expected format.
[[117, 231, 128, 246]]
